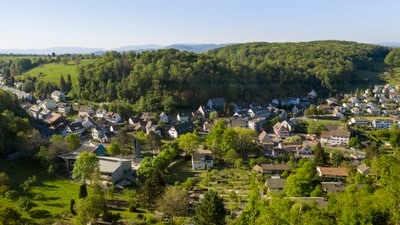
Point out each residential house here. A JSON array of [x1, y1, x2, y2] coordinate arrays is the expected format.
[[350, 107, 363, 115], [202, 121, 213, 133], [366, 102, 378, 109], [14, 81, 23, 89], [95, 108, 108, 118], [273, 122, 290, 139], [145, 121, 161, 135], [316, 166, 349, 178], [29, 105, 47, 120], [81, 116, 96, 129], [109, 124, 122, 134], [106, 112, 122, 123], [192, 150, 213, 170], [196, 105, 213, 120], [228, 117, 248, 128], [280, 120, 294, 132], [65, 121, 85, 136], [50, 90, 66, 102], [159, 112, 169, 123], [265, 178, 286, 192], [381, 103, 397, 109], [44, 112, 68, 134], [233, 110, 250, 119], [41, 99, 57, 110], [350, 118, 369, 126], [252, 164, 290, 175], [168, 122, 195, 138], [308, 90, 317, 99], [373, 85, 385, 94], [366, 108, 381, 116], [92, 126, 111, 143], [57, 102, 71, 114], [355, 102, 367, 109], [332, 107, 344, 118], [278, 142, 303, 152], [357, 163, 370, 175], [280, 97, 300, 107], [207, 98, 226, 110], [326, 97, 338, 105], [342, 102, 354, 109], [371, 119, 394, 129], [348, 97, 360, 105], [258, 131, 274, 150], [321, 182, 347, 193], [295, 145, 314, 159], [128, 117, 140, 126], [292, 105, 300, 115], [382, 109, 399, 116], [177, 112, 191, 122], [248, 117, 266, 133], [78, 105, 94, 118], [320, 130, 351, 146], [141, 112, 156, 121], [248, 106, 270, 118]]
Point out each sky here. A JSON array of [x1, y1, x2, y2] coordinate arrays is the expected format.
[[1, 0, 399, 49]]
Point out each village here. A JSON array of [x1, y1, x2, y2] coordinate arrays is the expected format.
[[2, 82, 400, 213]]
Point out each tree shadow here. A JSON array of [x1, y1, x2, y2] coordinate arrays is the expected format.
[[29, 209, 52, 219], [44, 203, 64, 207]]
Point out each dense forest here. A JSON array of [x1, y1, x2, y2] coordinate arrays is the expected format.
[[69, 41, 389, 111]]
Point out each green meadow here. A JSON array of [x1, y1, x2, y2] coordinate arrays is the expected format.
[[15, 59, 94, 86], [0, 160, 80, 223]]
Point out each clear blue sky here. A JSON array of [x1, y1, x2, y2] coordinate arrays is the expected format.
[[1, 0, 399, 49]]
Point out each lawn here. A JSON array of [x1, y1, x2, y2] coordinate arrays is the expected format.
[[14, 59, 94, 86], [0, 160, 81, 223], [0, 159, 167, 224]]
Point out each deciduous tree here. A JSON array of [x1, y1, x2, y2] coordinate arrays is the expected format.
[[157, 186, 189, 225], [72, 152, 99, 183], [178, 132, 200, 155]]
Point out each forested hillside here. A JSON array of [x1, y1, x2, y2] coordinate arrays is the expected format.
[[1, 41, 390, 112], [209, 41, 389, 93], [71, 41, 389, 111], [0, 90, 40, 156]]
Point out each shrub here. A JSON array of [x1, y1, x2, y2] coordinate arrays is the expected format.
[[79, 184, 87, 199], [5, 190, 19, 200], [18, 196, 34, 212]]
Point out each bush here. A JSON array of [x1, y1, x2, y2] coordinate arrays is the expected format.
[[18, 196, 34, 212], [5, 190, 19, 200], [128, 203, 137, 212], [79, 184, 87, 199]]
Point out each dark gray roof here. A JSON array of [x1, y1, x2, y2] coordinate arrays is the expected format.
[[266, 178, 286, 189]]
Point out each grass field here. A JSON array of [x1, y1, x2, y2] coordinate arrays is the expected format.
[[381, 66, 400, 86], [0, 160, 80, 223], [14, 59, 94, 86], [0, 159, 169, 224]]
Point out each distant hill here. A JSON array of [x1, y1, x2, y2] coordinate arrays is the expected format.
[[0, 47, 105, 55], [376, 42, 400, 47], [113, 43, 231, 53], [0, 43, 231, 55]]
